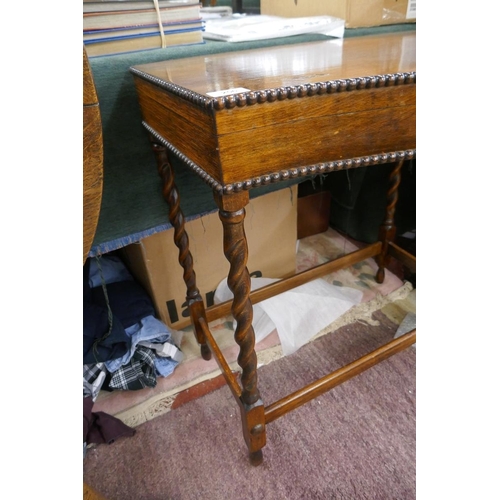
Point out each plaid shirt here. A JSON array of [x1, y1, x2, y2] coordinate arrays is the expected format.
[[83, 363, 107, 401], [108, 345, 157, 391]]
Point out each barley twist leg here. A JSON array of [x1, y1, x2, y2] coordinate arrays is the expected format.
[[151, 141, 211, 360], [218, 206, 260, 405], [376, 159, 404, 283], [216, 191, 266, 465]]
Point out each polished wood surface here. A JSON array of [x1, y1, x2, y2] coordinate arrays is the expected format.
[[131, 32, 415, 185], [83, 47, 104, 264], [132, 32, 415, 94], [131, 31, 416, 465]]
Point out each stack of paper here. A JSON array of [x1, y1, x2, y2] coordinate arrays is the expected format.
[[203, 15, 345, 43]]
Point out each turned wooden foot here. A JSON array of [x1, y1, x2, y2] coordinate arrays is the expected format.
[[200, 343, 211, 360], [239, 399, 266, 466], [375, 266, 385, 284], [249, 449, 263, 466]]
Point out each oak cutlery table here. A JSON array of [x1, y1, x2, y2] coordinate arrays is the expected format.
[[130, 31, 416, 465]]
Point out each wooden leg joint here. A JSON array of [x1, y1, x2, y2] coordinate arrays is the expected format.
[[238, 397, 266, 465]]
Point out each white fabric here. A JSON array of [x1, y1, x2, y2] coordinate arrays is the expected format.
[[215, 277, 363, 356]]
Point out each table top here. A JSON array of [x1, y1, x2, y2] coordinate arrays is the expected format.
[[131, 31, 416, 194], [131, 31, 415, 97]]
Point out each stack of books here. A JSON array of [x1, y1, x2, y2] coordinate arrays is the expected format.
[[83, 0, 204, 57]]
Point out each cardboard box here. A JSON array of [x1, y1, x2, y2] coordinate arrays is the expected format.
[[297, 191, 331, 239], [261, 0, 416, 29], [120, 186, 298, 330]]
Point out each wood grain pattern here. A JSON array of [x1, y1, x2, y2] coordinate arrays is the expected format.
[[134, 78, 415, 185], [217, 100, 416, 184], [83, 46, 103, 264], [133, 78, 222, 181]]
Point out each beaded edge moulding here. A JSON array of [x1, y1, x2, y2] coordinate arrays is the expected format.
[[143, 121, 415, 195], [129, 67, 416, 111], [132, 68, 416, 194]]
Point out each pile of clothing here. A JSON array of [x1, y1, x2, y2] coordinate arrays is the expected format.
[[83, 253, 185, 452], [83, 254, 184, 399]]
